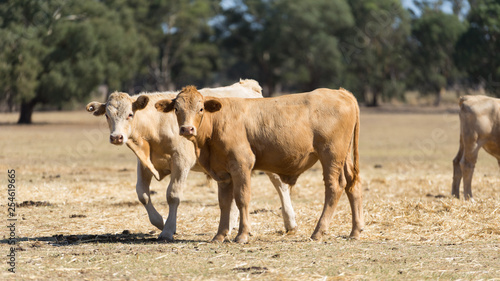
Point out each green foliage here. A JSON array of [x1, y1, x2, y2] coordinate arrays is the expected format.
[[408, 9, 466, 101], [0, 0, 152, 122], [341, 0, 411, 105], [1, 0, 499, 120], [272, 0, 354, 90], [215, 0, 353, 95], [455, 0, 500, 96], [0, 0, 50, 106], [118, 0, 220, 90]]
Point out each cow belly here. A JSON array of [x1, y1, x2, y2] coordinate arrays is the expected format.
[[253, 149, 319, 177], [482, 141, 500, 160]]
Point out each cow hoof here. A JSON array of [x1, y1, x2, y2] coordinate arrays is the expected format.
[[348, 233, 360, 240], [158, 232, 175, 242], [285, 227, 297, 236], [211, 234, 226, 243], [234, 234, 249, 244], [157, 236, 174, 243], [349, 229, 363, 240], [310, 232, 323, 241]]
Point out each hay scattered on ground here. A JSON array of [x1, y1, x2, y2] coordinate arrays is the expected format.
[[0, 110, 499, 280]]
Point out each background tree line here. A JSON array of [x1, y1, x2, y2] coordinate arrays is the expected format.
[[0, 0, 498, 123]]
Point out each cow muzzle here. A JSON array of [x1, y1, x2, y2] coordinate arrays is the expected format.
[[179, 125, 196, 137], [110, 134, 124, 145]]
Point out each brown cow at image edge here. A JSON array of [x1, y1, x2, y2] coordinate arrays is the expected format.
[[452, 95, 500, 200]]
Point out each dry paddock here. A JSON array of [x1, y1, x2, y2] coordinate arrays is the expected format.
[[0, 108, 499, 280]]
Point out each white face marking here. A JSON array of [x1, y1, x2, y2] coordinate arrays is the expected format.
[[105, 93, 135, 145]]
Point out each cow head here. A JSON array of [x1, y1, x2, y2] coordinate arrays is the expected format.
[[155, 86, 221, 139], [86, 92, 149, 145]]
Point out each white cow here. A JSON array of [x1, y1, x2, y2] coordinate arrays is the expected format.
[[86, 80, 297, 241]]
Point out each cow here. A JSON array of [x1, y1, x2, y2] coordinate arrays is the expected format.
[[155, 86, 364, 243], [452, 95, 500, 200], [86, 80, 297, 241]]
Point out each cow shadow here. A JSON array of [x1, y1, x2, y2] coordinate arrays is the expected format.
[[0, 232, 205, 246]]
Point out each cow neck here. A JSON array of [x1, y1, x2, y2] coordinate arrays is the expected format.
[[129, 114, 145, 143], [190, 112, 219, 181], [193, 111, 213, 153], [129, 109, 157, 146]]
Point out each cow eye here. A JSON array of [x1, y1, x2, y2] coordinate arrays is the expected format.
[[199, 108, 203, 113], [174, 108, 178, 113], [128, 113, 133, 119]]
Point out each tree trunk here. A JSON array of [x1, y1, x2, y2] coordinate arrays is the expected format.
[[264, 79, 274, 97], [260, 52, 273, 97], [434, 88, 443, 107], [17, 100, 37, 124], [362, 85, 371, 105], [367, 90, 379, 107]]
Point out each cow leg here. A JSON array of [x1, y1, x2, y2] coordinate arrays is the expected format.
[[343, 158, 364, 240], [232, 169, 253, 244], [460, 142, 480, 201], [208, 178, 238, 233], [158, 161, 190, 241], [452, 135, 464, 198], [264, 172, 297, 232], [212, 179, 234, 243], [228, 198, 239, 234], [136, 161, 165, 231], [311, 154, 344, 241]]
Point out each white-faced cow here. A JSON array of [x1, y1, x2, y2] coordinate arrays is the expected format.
[[155, 86, 364, 243], [452, 95, 500, 200], [86, 80, 297, 241]]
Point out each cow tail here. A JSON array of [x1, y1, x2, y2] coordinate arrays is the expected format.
[[351, 105, 360, 188]]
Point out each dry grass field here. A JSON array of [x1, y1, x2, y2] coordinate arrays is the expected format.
[[1, 108, 499, 280]]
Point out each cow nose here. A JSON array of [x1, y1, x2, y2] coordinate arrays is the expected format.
[[110, 134, 124, 144], [180, 125, 196, 136]]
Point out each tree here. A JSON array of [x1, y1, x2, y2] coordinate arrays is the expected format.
[[341, 0, 411, 106], [213, 1, 273, 92], [0, 0, 152, 124], [408, 10, 466, 105], [215, 0, 354, 96], [447, 0, 469, 16], [455, 0, 500, 96], [269, 0, 354, 92], [118, 0, 220, 91]]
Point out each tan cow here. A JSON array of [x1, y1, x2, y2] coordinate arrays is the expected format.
[[452, 95, 500, 200], [155, 86, 364, 243], [86, 80, 297, 241]]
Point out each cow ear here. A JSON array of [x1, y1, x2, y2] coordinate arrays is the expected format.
[[133, 95, 149, 111], [204, 99, 222, 113], [155, 99, 176, 113], [86, 102, 106, 116]]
